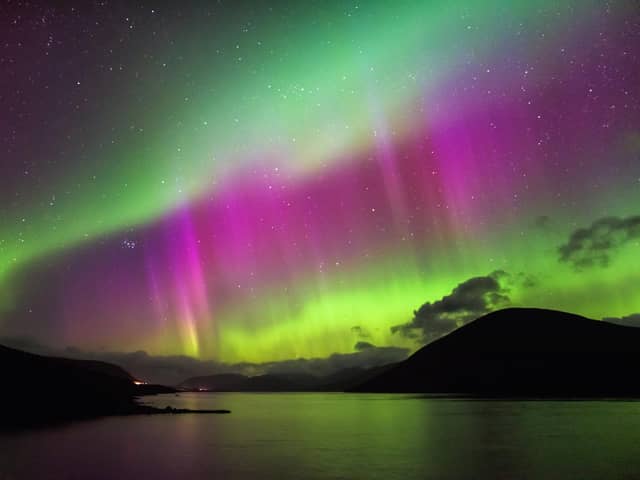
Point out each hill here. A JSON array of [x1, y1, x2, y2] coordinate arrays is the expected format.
[[0, 344, 180, 427], [352, 308, 640, 396]]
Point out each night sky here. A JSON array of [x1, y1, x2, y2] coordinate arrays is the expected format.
[[1, 1, 639, 379]]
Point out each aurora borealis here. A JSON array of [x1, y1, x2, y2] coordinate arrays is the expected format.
[[1, 0, 639, 371]]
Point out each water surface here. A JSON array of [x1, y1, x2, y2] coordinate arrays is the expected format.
[[2, 393, 639, 479]]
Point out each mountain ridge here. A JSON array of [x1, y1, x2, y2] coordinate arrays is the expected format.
[[352, 307, 640, 395], [0, 344, 227, 428]]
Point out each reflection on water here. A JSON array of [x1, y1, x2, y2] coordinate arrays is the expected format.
[[2, 393, 640, 479]]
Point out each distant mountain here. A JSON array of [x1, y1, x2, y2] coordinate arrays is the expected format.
[[352, 308, 640, 396], [0, 344, 176, 427], [179, 364, 400, 392], [316, 364, 398, 391], [179, 372, 319, 392]]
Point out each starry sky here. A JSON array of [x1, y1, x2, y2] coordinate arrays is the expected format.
[[1, 1, 639, 370]]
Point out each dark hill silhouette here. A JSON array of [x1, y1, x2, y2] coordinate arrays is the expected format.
[[0, 345, 227, 428], [352, 308, 640, 396]]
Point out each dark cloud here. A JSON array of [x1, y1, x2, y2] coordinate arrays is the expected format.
[[354, 341, 375, 351], [261, 345, 409, 378], [603, 313, 640, 328], [391, 270, 511, 342], [0, 336, 409, 385], [534, 215, 552, 230], [350, 325, 371, 338], [558, 215, 640, 270], [0, 335, 55, 356], [515, 272, 538, 289]]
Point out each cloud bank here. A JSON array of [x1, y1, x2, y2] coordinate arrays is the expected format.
[[558, 215, 640, 270], [391, 270, 511, 342]]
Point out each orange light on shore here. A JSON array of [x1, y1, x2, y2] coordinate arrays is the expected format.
[[133, 380, 146, 385]]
